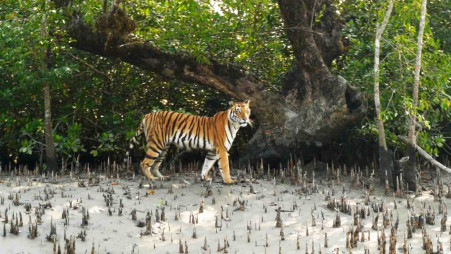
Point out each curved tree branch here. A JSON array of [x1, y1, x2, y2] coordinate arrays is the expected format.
[[67, 16, 286, 128], [398, 136, 451, 174], [61, 0, 366, 162]]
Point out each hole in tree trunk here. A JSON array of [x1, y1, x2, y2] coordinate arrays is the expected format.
[[345, 85, 363, 113]]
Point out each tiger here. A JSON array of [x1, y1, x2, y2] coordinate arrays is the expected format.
[[126, 100, 251, 184]]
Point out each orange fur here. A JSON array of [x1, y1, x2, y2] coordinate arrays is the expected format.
[[127, 101, 251, 183]]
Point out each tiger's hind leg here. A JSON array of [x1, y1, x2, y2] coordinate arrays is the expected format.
[[140, 147, 162, 183], [151, 147, 169, 179], [201, 151, 219, 181]]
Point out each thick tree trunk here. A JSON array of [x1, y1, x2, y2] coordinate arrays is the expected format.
[[406, 0, 427, 190], [243, 0, 365, 161], [63, 0, 365, 162], [374, 0, 394, 186], [43, 81, 58, 171], [42, 0, 58, 171]]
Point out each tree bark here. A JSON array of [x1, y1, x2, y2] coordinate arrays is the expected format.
[[42, 0, 58, 171], [406, 0, 427, 190], [63, 0, 365, 162], [43, 81, 58, 171], [374, 0, 394, 185], [398, 136, 451, 174]]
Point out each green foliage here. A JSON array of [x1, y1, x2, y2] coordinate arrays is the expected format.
[[54, 123, 86, 157], [90, 132, 120, 157], [0, 0, 240, 164], [0, 0, 449, 167], [119, 0, 291, 85], [337, 0, 451, 156], [1, 0, 79, 162], [428, 0, 451, 52], [19, 140, 34, 155]]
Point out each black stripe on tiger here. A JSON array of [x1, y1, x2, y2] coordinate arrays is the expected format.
[[125, 121, 144, 157], [129, 100, 251, 183]]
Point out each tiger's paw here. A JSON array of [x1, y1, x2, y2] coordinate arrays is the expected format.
[[201, 174, 210, 182], [223, 178, 237, 185], [143, 169, 157, 182], [156, 175, 169, 181], [146, 176, 157, 182]]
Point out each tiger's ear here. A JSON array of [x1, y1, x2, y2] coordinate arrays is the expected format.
[[244, 100, 250, 105], [229, 101, 234, 106]]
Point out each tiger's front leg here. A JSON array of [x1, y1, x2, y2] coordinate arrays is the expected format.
[[201, 151, 218, 181], [217, 148, 235, 184]]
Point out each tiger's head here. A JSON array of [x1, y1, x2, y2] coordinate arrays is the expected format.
[[229, 100, 251, 127]]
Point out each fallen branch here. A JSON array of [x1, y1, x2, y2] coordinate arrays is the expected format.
[[398, 136, 451, 174]]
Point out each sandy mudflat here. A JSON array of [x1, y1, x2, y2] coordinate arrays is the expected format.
[[0, 170, 448, 254]]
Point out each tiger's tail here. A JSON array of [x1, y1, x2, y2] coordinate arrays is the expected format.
[[126, 120, 145, 158]]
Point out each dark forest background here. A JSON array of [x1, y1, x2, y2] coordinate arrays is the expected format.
[[0, 0, 449, 172]]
